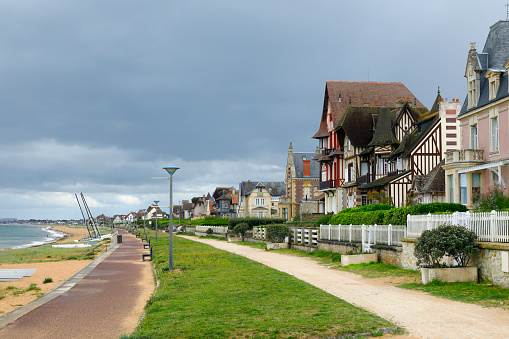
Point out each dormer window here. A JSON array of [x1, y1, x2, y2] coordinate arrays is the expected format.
[[467, 68, 477, 108], [485, 70, 501, 101]]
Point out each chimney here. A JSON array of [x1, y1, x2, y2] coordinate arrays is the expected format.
[[303, 160, 311, 177]]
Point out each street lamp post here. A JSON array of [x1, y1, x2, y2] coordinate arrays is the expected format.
[[142, 208, 146, 232], [154, 201, 160, 241], [163, 166, 179, 271]]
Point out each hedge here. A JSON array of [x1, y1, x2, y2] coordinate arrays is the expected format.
[[189, 217, 229, 226], [338, 204, 394, 215], [327, 203, 469, 226], [266, 225, 290, 243], [228, 218, 287, 230]]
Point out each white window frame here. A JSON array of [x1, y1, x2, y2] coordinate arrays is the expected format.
[[491, 117, 499, 152], [470, 125, 478, 149]]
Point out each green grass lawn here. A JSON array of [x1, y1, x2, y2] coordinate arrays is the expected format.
[[0, 245, 98, 263], [127, 233, 400, 338]]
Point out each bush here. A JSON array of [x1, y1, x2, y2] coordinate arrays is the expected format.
[[315, 214, 334, 226], [414, 224, 479, 268], [408, 203, 467, 214], [473, 184, 509, 212], [190, 217, 229, 226], [266, 225, 290, 243], [338, 204, 394, 215], [329, 210, 390, 226], [228, 218, 287, 230], [43, 277, 53, 284], [233, 223, 249, 236], [206, 228, 213, 235]]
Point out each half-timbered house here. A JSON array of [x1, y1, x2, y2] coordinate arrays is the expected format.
[[313, 81, 425, 213]]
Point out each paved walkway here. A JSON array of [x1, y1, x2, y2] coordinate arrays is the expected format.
[[181, 236, 509, 339], [0, 230, 154, 339]]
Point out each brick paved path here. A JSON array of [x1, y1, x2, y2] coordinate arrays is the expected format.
[[0, 230, 154, 339]]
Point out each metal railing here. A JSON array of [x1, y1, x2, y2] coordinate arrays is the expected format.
[[319, 179, 336, 190], [407, 211, 509, 242]]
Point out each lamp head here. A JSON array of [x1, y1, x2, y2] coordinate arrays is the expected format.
[[163, 166, 179, 176], [154, 200, 159, 205]]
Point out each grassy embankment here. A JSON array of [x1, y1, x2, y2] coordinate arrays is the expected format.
[[126, 231, 400, 338]]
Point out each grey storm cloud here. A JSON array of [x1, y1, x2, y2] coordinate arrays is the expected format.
[[0, 0, 504, 218]]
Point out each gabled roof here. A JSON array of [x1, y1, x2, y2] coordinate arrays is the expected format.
[[313, 81, 425, 139], [460, 20, 509, 116], [336, 106, 381, 146], [240, 181, 286, 197], [368, 107, 399, 146], [213, 187, 232, 200], [413, 160, 445, 193]]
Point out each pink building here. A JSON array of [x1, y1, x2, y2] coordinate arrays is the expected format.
[[443, 20, 509, 208]]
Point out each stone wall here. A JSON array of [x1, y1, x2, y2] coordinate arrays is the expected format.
[[372, 245, 402, 267], [472, 242, 509, 288], [317, 240, 361, 254], [290, 243, 317, 253], [400, 238, 419, 270]]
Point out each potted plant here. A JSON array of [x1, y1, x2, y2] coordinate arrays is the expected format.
[[415, 224, 479, 284]]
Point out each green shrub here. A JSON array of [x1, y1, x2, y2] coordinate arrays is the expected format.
[[473, 184, 509, 212], [206, 228, 213, 235], [266, 225, 290, 243], [43, 277, 53, 284], [190, 217, 229, 226], [415, 224, 479, 268], [338, 204, 394, 214], [228, 218, 287, 230], [233, 223, 249, 236], [315, 214, 334, 226], [408, 203, 467, 214]]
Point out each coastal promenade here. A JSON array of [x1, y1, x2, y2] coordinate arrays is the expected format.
[[0, 230, 154, 339]]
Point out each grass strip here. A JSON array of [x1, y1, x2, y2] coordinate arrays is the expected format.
[[128, 234, 399, 338], [0, 245, 97, 263], [399, 280, 509, 308]]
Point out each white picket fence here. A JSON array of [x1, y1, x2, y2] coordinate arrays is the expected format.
[[195, 225, 228, 235], [319, 224, 406, 252], [407, 211, 509, 242]]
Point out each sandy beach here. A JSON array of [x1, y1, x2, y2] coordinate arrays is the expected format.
[[0, 225, 94, 315]]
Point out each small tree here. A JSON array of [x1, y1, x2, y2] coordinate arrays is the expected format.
[[206, 228, 213, 235], [233, 223, 249, 236], [415, 224, 479, 268]]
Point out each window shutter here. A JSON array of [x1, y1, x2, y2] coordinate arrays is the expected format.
[[344, 168, 348, 181]]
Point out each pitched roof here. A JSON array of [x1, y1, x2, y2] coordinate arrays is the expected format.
[[460, 20, 509, 116], [313, 81, 425, 139], [239, 181, 286, 197], [363, 170, 411, 189], [293, 152, 320, 178], [368, 107, 399, 146], [413, 160, 445, 193]]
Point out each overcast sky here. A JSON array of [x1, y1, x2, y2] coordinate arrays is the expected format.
[[0, 1, 506, 220]]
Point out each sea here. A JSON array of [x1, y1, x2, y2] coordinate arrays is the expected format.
[[0, 224, 65, 250]]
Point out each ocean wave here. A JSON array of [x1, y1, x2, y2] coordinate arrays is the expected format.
[[11, 227, 67, 249]]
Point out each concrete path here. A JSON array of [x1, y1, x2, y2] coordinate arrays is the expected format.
[[0, 230, 154, 339], [181, 236, 509, 339]]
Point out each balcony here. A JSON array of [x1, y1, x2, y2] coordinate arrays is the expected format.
[[322, 148, 333, 156], [319, 179, 336, 190], [356, 174, 369, 186], [445, 149, 484, 164]]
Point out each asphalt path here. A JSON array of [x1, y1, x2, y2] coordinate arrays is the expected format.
[[0, 230, 154, 339], [181, 236, 509, 339]]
